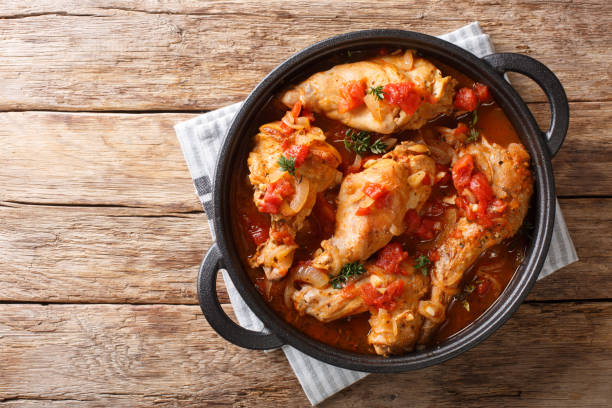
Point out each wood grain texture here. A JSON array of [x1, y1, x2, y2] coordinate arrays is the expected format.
[[0, 0, 609, 111], [0, 111, 200, 211], [0, 104, 609, 216], [0, 198, 609, 304], [0, 302, 610, 407]]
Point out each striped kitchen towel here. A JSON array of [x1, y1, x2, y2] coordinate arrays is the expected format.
[[175, 22, 578, 406]]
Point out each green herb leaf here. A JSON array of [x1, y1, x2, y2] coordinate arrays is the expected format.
[[370, 139, 387, 154], [344, 129, 371, 155], [465, 109, 480, 143], [414, 255, 431, 276], [278, 154, 296, 176], [368, 85, 386, 101], [466, 127, 480, 143], [344, 128, 390, 155], [330, 262, 367, 289]]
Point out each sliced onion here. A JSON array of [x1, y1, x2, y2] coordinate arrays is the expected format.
[[403, 50, 414, 70], [383, 138, 397, 150], [294, 263, 329, 288], [418, 300, 445, 323], [408, 170, 426, 188], [280, 178, 310, 216], [351, 154, 362, 169], [295, 116, 311, 130], [281, 110, 295, 126]]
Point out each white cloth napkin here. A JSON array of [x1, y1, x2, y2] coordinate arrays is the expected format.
[[175, 22, 578, 406]]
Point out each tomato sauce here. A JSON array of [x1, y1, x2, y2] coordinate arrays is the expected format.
[[230, 52, 532, 354]]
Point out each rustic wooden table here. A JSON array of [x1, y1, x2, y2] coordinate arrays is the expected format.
[[1, 1, 611, 406]]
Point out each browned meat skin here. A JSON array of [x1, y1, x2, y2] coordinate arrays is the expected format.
[[417, 139, 533, 344], [280, 50, 456, 134], [289, 265, 369, 323], [312, 142, 435, 276], [247, 122, 342, 280], [366, 263, 429, 356], [288, 260, 429, 356], [288, 142, 435, 331]]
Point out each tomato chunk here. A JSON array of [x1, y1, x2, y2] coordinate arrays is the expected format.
[[279, 121, 294, 136], [452, 154, 475, 192], [300, 107, 315, 122], [453, 87, 478, 112], [338, 80, 366, 113], [355, 206, 372, 216], [284, 144, 310, 167], [469, 171, 494, 204], [240, 210, 270, 246], [290, 101, 302, 119], [415, 217, 437, 240], [454, 122, 469, 136], [476, 279, 491, 296], [360, 280, 405, 311], [260, 178, 294, 214], [383, 82, 424, 116], [404, 209, 421, 234], [435, 163, 451, 186], [270, 227, 295, 246], [364, 183, 388, 201], [473, 82, 492, 103], [375, 242, 410, 275]]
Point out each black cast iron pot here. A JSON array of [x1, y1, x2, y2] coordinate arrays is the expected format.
[[197, 30, 568, 372]]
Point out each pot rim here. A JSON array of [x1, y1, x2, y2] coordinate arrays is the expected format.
[[211, 29, 557, 372]]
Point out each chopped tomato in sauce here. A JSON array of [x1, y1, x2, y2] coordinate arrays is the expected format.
[[452, 154, 475, 192], [360, 280, 405, 311], [404, 209, 421, 234], [453, 87, 478, 112], [301, 107, 315, 122], [363, 183, 389, 201], [435, 163, 451, 186], [383, 82, 424, 116], [356, 183, 389, 215], [476, 279, 491, 296], [375, 242, 410, 275], [454, 122, 469, 136], [290, 101, 302, 119], [284, 144, 310, 167], [240, 211, 270, 246], [279, 121, 294, 136], [473, 82, 492, 103], [452, 154, 501, 226], [421, 173, 432, 186], [260, 177, 294, 214], [469, 171, 494, 204], [340, 282, 359, 299], [355, 206, 372, 216], [338, 80, 366, 113], [270, 227, 296, 246], [415, 217, 437, 240]]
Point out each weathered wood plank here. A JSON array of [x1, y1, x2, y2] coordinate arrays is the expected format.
[[0, 198, 609, 304], [0, 112, 201, 212], [0, 1, 609, 111], [0, 302, 610, 407], [0, 205, 209, 304], [0, 104, 609, 216]]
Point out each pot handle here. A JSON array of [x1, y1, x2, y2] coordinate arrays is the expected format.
[[197, 243, 284, 350], [483, 53, 569, 157]]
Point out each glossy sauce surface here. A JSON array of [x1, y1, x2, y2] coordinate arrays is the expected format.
[[231, 56, 531, 354]]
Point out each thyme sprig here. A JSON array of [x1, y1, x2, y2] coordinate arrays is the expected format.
[[330, 262, 367, 289], [278, 154, 296, 176]]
